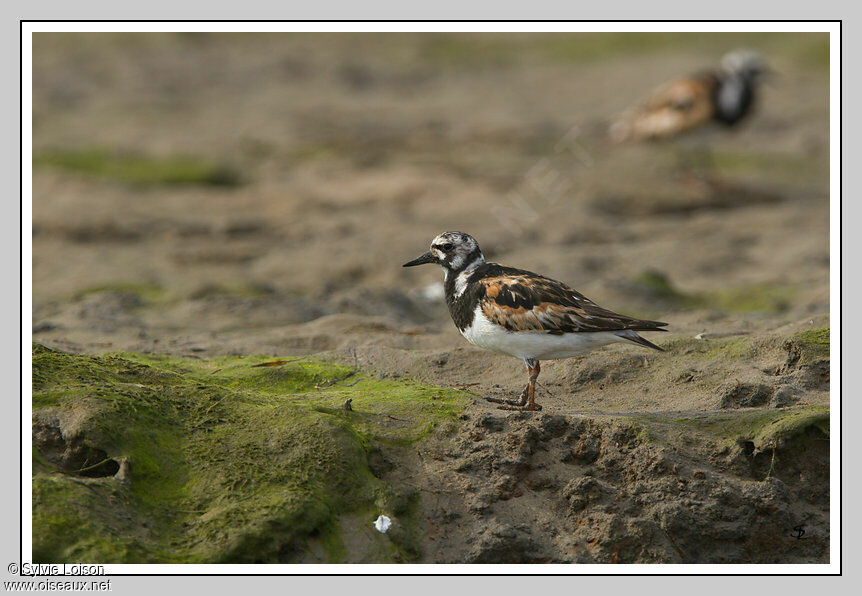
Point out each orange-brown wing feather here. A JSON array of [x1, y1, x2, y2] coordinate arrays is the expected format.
[[479, 273, 667, 335], [610, 73, 717, 142]]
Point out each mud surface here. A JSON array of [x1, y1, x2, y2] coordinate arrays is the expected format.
[[32, 33, 830, 563], [409, 411, 828, 564]]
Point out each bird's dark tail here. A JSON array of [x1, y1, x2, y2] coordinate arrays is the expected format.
[[614, 329, 666, 352]]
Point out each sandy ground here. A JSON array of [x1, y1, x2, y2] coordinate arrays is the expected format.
[[30, 32, 831, 563]]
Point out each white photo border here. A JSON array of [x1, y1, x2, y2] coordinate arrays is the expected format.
[[21, 20, 841, 576]]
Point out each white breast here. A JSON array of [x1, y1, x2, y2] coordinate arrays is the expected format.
[[460, 305, 624, 360]]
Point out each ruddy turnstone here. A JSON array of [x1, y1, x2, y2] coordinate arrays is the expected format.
[[609, 50, 769, 143], [403, 232, 668, 411]]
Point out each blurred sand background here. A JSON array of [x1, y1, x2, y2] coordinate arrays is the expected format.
[[32, 32, 829, 409]]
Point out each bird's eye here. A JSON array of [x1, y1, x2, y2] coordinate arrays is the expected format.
[[441, 243, 454, 251]]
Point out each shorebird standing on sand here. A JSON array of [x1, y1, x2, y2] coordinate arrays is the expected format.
[[403, 232, 668, 411]]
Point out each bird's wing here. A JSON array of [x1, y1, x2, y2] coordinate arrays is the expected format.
[[610, 74, 716, 142], [477, 270, 668, 335]]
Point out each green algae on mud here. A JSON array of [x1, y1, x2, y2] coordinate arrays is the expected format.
[[663, 327, 830, 366], [631, 405, 829, 453], [661, 335, 757, 361], [632, 270, 796, 315], [789, 327, 830, 361], [33, 148, 241, 188], [70, 282, 169, 304], [31, 344, 469, 563]]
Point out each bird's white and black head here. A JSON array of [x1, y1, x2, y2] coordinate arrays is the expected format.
[[404, 232, 486, 328], [721, 49, 769, 82], [715, 50, 769, 125], [403, 231, 484, 275]]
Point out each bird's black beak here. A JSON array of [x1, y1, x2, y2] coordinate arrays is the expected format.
[[402, 251, 437, 267]]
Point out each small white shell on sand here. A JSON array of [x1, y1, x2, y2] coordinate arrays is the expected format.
[[373, 515, 392, 534]]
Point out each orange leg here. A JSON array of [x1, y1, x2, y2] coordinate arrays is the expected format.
[[484, 360, 542, 411]]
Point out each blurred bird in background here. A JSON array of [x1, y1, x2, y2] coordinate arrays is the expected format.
[[609, 50, 770, 144], [608, 50, 770, 183]]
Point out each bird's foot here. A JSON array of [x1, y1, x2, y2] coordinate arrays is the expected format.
[[483, 395, 526, 407], [495, 402, 542, 412], [483, 394, 542, 411]]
